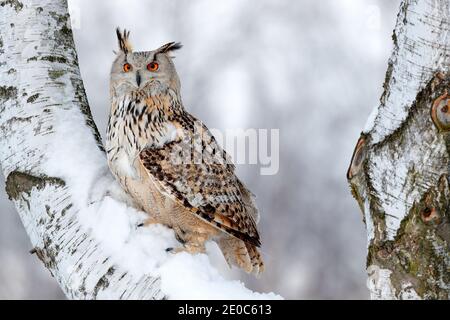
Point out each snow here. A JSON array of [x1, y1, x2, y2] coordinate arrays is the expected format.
[[80, 194, 281, 299], [41, 87, 281, 299], [160, 253, 280, 299], [363, 104, 379, 133], [113, 150, 138, 179], [160, 121, 179, 146]]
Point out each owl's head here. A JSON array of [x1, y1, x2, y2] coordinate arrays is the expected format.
[[110, 28, 182, 97]]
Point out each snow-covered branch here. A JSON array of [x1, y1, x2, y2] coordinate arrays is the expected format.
[[0, 0, 280, 299]]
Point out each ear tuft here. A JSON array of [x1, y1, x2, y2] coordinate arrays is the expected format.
[[156, 42, 183, 54], [116, 27, 133, 54]]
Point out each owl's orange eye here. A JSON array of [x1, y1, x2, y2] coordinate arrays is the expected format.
[[147, 62, 159, 72], [123, 63, 132, 72]]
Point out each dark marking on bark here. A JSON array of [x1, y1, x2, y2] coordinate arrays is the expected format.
[[93, 267, 115, 297], [380, 61, 394, 107], [391, 30, 398, 50], [5, 171, 65, 201], [0, 0, 23, 12], [34, 236, 58, 272], [70, 77, 105, 152], [118, 272, 127, 281], [61, 203, 72, 217], [27, 55, 68, 64], [0, 86, 17, 102], [50, 11, 73, 50], [41, 55, 68, 64], [48, 69, 65, 80], [49, 10, 69, 26], [45, 204, 56, 219], [26, 93, 40, 103]]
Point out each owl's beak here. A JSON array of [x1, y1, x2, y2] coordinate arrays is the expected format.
[[136, 72, 141, 87]]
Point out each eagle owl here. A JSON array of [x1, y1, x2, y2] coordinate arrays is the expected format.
[[106, 29, 263, 275]]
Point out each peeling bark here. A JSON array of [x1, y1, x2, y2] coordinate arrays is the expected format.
[[348, 0, 450, 299], [0, 0, 164, 299]]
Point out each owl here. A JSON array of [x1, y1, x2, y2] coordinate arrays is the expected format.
[[106, 28, 264, 275]]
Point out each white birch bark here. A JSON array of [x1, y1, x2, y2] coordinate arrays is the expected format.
[[348, 0, 450, 299], [0, 0, 166, 300], [0, 0, 279, 300]]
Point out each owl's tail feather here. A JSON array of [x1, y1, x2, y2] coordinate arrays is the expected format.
[[218, 236, 264, 276]]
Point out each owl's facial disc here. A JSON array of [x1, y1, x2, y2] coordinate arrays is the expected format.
[[111, 50, 181, 97]]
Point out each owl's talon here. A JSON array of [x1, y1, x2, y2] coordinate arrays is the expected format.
[[137, 223, 144, 227], [165, 247, 174, 252]]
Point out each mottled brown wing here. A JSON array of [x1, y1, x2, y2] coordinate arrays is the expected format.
[[236, 179, 260, 224], [139, 124, 261, 247]]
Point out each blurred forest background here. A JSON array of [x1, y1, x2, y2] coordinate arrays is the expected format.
[[0, 0, 400, 299]]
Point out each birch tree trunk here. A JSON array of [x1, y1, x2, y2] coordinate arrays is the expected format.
[[0, 0, 280, 300], [0, 0, 166, 299], [348, 0, 450, 299]]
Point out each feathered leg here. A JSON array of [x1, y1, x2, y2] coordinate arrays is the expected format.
[[218, 235, 264, 275]]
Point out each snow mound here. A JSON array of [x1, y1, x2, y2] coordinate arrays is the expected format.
[[41, 99, 281, 300]]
